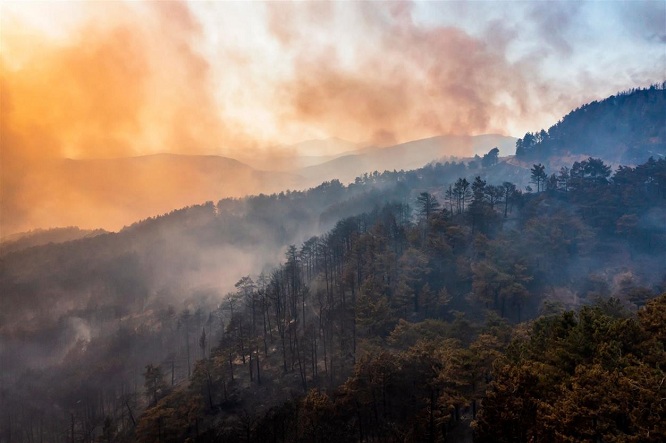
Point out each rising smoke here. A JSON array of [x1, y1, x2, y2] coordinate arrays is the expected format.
[[1, 0, 663, 235]]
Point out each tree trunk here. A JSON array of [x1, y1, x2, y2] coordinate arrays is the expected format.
[[206, 369, 214, 410], [429, 389, 436, 443], [186, 328, 191, 377], [255, 348, 261, 385]]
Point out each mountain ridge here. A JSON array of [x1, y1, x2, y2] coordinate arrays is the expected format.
[[2, 134, 516, 236], [298, 134, 517, 185], [516, 84, 666, 164]]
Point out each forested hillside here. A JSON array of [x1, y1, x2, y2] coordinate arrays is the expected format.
[[0, 160, 484, 370], [132, 156, 666, 442], [3, 156, 663, 442], [4, 0, 665, 441], [515, 84, 666, 164], [0, 227, 107, 257]]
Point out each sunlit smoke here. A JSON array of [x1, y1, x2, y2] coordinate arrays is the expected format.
[[1, 0, 663, 235]]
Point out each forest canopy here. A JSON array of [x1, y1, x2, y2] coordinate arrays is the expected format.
[[515, 85, 666, 164], [2, 154, 663, 442]]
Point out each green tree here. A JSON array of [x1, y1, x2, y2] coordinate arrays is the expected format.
[[482, 147, 500, 167], [453, 178, 471, 214], [501, 181, 517, 218], [530, 163, 547, 192], [144, 364, 169, 407], [416, 192, 441, 221]]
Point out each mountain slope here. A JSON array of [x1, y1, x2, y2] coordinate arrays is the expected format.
[[2, 151, 664, 441], [5, 154, 301, 235], [2, 87, 665, 442], [240, 138, 361, 171], [4, 136, 515, 236], [298, 134, 516, 185], [0, 227, 107, 256], [516, 84, 666, 164]]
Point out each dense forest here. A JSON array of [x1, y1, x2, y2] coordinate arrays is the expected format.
[[132, 156, 665, 442], [2, 153, 664, 442], [515, 84, 666, 164], [0, 156, 511, 442], [0, 227, 108, 258]]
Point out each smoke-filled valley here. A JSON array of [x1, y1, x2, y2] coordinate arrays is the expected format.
[[1, 86, 666, 442], [0, 134, 517, 236], [1, 1, 666, 442]]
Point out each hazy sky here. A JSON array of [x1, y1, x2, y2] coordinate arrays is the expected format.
[[1, 0, 664, 234], [2, 0, 663, 159]]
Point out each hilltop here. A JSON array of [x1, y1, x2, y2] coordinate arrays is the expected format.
[[515, 84, 666, 164]]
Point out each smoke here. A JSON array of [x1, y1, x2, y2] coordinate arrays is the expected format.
[[270, 1, 533, 147], [0, 1, 252, 159], [268, 1, 664, 146], [0, 1, 255, 235], [1, 1, 663, 235]]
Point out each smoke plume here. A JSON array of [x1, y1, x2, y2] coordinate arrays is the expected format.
[[1, 1, 663, 235]]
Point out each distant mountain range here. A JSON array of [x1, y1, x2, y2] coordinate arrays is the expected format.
[[297, 134, 516, 184], [0, 227, 107, 257], [244, 134, 516, 177], [2, 134, 514, 236], [240, 138, 362, 171], [3, 154, 301, 236]]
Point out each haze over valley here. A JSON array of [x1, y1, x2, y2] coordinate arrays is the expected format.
[[2, 0, 663, 236], [1, 1, 665, 442]]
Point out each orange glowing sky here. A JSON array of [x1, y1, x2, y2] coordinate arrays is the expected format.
[[1, 0, 664, 236]]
